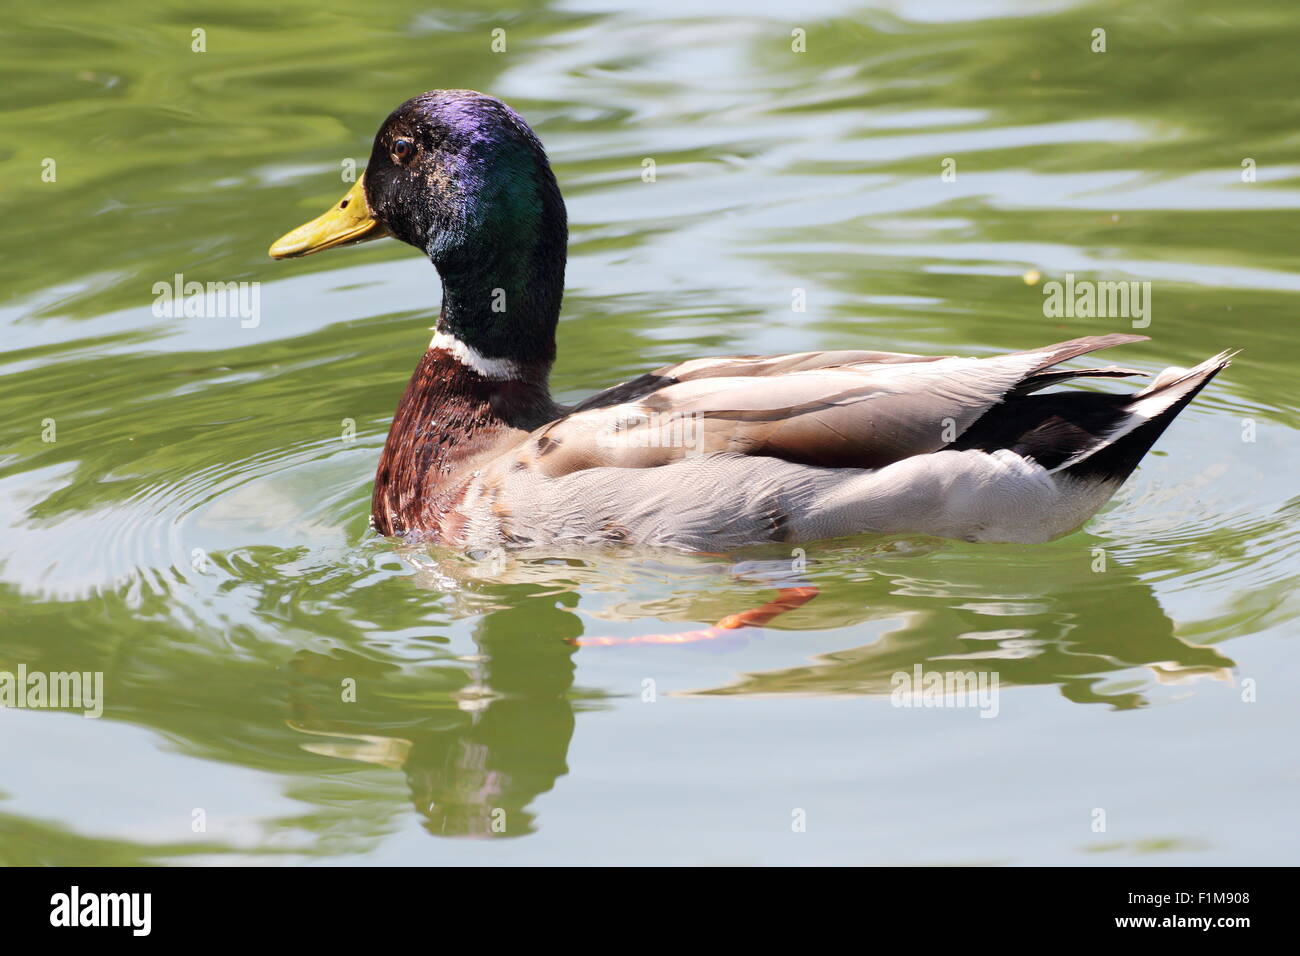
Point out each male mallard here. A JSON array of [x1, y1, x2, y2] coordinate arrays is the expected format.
[[271, 90, 1231, 553]]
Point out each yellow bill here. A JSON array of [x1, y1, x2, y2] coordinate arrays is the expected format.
[[269, 176, 391, 259]]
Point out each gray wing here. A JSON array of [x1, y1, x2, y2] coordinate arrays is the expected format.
[[525, 334, 1149, 475]]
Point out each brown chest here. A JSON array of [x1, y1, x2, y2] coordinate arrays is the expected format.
[[370, 348, 557, 539]]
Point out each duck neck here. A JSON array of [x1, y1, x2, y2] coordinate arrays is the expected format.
[[429, 202, 567, 386], [373, 241, 566, 537]]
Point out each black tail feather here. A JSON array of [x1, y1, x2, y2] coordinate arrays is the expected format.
[[952, 351, 1233, 485], [1061, 353, 1232, 483]]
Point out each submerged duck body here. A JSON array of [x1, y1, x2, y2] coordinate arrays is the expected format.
[[271, 90, 1231, 552]]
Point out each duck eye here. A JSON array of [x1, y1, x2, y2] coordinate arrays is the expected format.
[[392, 138, 415, 164]]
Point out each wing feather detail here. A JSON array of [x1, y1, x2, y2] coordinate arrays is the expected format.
[[521, 335, 1150, 477]]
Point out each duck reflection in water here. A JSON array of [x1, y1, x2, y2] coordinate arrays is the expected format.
[[285, 543, 1236, 839], [288, 595, 580, 839]]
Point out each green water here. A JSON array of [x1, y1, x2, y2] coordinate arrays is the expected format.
[[1, 0, 1296, 865]]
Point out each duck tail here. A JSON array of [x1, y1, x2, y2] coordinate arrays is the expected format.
[[1052, 350, 1236, 484]]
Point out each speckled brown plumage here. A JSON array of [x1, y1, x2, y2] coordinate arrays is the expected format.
[[371, 347, 557, 539]]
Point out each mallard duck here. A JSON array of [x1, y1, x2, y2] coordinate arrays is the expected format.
[[271, 90, 1231, 554]]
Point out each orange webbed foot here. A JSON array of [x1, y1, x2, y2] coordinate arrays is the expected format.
[[571, 586, 819, 647]]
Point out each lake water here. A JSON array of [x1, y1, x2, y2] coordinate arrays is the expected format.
[[1, 0, 1296, 865]]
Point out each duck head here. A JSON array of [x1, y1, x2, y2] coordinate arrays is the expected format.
[[270, 90, 568, 372]]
